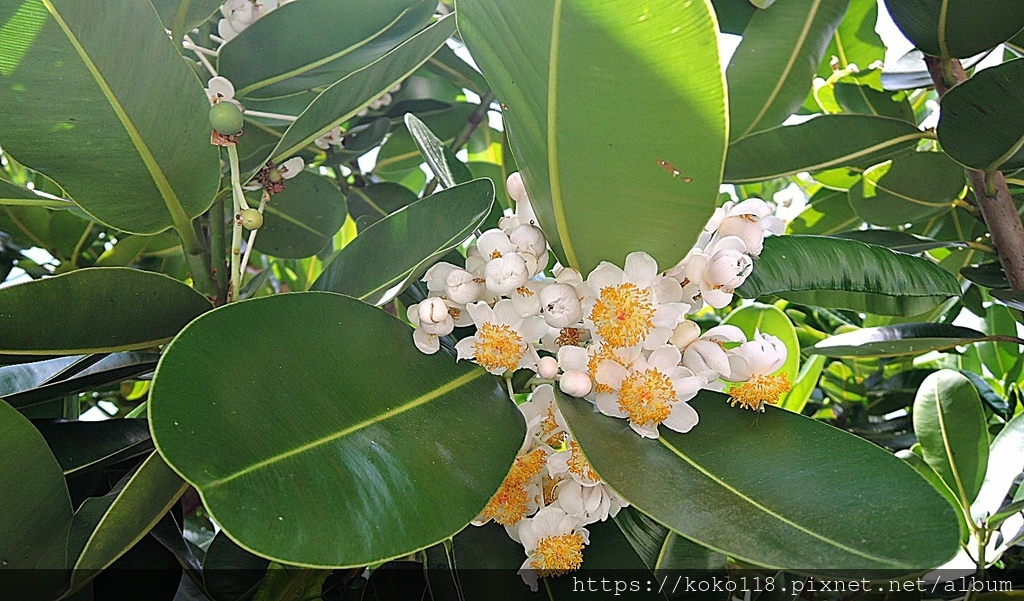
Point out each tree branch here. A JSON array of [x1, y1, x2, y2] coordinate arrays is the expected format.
[[926, 56, 1024, 291]]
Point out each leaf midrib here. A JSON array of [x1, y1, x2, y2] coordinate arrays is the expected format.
[[201, 369, 487, 488], [931, 377, 974, 511], [546, 0, 578, 268]]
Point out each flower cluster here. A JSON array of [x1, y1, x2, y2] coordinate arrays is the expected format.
[[407, 172, 791, 586], [217, 0, 291, 42]]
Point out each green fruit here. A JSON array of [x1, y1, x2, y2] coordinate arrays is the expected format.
[[209, 102, 244, 136], [239, 208, 263, 230]]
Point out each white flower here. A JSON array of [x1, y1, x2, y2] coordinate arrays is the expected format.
[[516, 506, 590, 591], [444, 268, 486, 305], [679, 324, 746, 381], [500, 173, 540, 231], [552, 479, 627, 526], [485, 253, 530, 296], [314, 126, 343, 150], [217, 0, 279, 41], [537, 356, 559, 380], [454, 300, 548, 375], [594, 345, 703, 438], [519, 385, 568, 448], [506, 172, 528, 203], [509, 224, 547, 260], [559, 370, 592, 397], [724, 332, 791, 411], [679, 237, 752, 309], [711, 199, 785, 256], [246, 157, 304, 193], [204, 76, 238, 106], [407, 298, 455, 355], [582, 252, 686, 349], [539, 283, 582, 328], [476, 447, 550, 528]]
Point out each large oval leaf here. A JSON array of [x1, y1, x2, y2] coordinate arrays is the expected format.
[[724, 115, 924, 183], [913, 370, 988, 511], [811, 323, 987, 358], [458, 0, 727, 273], [149, 292, 524, 567], [727, 0, 849, 141], [0, 268, 212, 355], [218, 0, 434, 100], [251, 171, 347, 259], [848, 151, 964, 226], [0, 399, 72, 600], [972, 411, 1024, 522], [884, 0, 1024, 59], [0, 0, 218, 234], [736, 235, 961, 315], [557, 390, 960, 573], [311, 178, 493, 305], [937, 58, 1024, 172]]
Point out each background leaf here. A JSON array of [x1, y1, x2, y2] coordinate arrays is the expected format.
[[883, 0, 1024, 58], [149, 292, 525, 567], [811, 323, 987, 358], [721, 303, 800, 403], [848, 152, 964, 226], [458, 0, 727, 273], [251, 171, 347, 259]]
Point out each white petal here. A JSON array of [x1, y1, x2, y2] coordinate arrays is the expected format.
[[595, 360, 628, 388], [630, 421, 661, 439], [652, 303, 686, 329], [477, 229, 513, 258], [557, 346, 588, 371], [279, 157, 304, 178], [595, 393, 627, 418], [724, 353, 753, 382], [623, 251, 658, 288], [454, 337, 475, 361], [506, 172, 527, 202], [206, 76, 235, 102], [466, 301, 495, 328], [519, 315, 551, 342], [663, 401, 699, 433], [653, 275, 683, 303], [702, 324, 746, 344], [586, 262, 623, 291], [647, 345, 682, 372], [413, 329, 439, 354]]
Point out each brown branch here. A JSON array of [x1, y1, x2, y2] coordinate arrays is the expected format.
[[926, 56, 1024, 291]]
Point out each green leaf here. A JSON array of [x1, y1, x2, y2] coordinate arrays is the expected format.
[[203, 532, 270, 601], [615, 507, 727, 572], [0, 352, 159, 411], [972, 411, 1024, 521], [375, 103, 476, 178], [35, 418, 152, 476], [251, 172, 347, 259], [149, 292, 525, 567], [787, 187, 862, 235], [818, 0, 885, 87], [0, 179, 73, 209], [811, 323, 987, 358], [937, 58, 1024, 172], [243, 14, 456, 176], [727, 0, 849, 141], [896, 449, 970, 543], [834, 82, 914, 121], [721, 303, 800, 402], [782, 353, 826, 414], [737, 235, 961, 316], [345, 181, 418, 226], [404, 113, 470, 188], [251, 565, 331, 601], [913, 370, 988, 511], [219, 0, 434, 100], [0, 0, 218, 234], [832, 230, 965, 253], [151, 0, 220, 42], [556, 390, 960, 572], [0, 268, 212, 355], [848, 152, 964, 226], [884, 0, 1024, 58], [458, 0, 727, 273], [724, 115, 924, 183], [311, 178, 493, 305], [66, 452, 187, 593], [990, 288, 1024, 312], [0, 399, 72, 582]]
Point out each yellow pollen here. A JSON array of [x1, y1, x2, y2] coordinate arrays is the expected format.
[[567, 440, 598, 482], [618, 368, 676, 427], [473, 323, 524, 373], [481, 449, 547, 526], [587, 346, 631, 395], [517, 286, 535, 297], [530, 533, 585, 577], [540, 407, 562, 447], [728, 372, 791, 412], [490, 249, 503, 259], [555, 327, 581, 347], [542, 475, 560, 505], [473, 277, 486, 283], [448, 307, 462, 319], [741, 214, 758, 222], [589, 283, 654, 347]]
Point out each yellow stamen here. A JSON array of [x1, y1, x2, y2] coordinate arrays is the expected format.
[[539, 407, 562, 447], [728, 373, 791, 412], [589, 283, 654, 347], [473, 323, 524, 373], [618, 368, 675, 427], [555, 327, 581, 347], [517, 286, 535, 297], [490, 249, 503, 259], [530, 533, 586, 576], [587, 346, 631, 394], [567, 440, 598, 482], [542, 475, 560, 506], [448, 307, 462, 319], [481, 448, 547, 526]]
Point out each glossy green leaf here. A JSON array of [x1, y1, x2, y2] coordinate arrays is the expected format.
[[0, 268, 211, 355], [937, 58, 1024, 172], [242, 14, 456, 176], [787, 187, 862, 235], [151, 0, 221, 42], [203, 532, 270, 601], [782, 353, 826, 414], [251, 565, 331, 601], [375, 103, 476, 178], [252, 172, 347, 259], [557, 390, 960, 572], [35, 418, 152, 476], [913, 370, 988, 511], [727, 0, 848, 141], [0, 352, 158, 411], [972, 411, 1024, 521], [834, 82, 914, 121], [0, 179, 73, 209], [615, 507, 727, 572], [724, 115, 924, 183], [818, 0, 885, 87], [0, 399, 72, 587], [811, 323, 987, 358], [833, 230, 965, 253], [219, 0, 434, 100], [345, 182, 418, 226], [884, 0, 1024, 58], [312, 178, 493, 305], [0, 0, 218, 234], [722, 303, 799, 402], [737, 235, 961, 315], [896, 449, 970, 542], [848, 152, 964, 226], [149, 292, 524, 567], [990, 288, 1024, 312], [405, 113, 462, 188], [66, 452, 187, 592], [458, 0, 727, 274], [710, 0, 755, 34]]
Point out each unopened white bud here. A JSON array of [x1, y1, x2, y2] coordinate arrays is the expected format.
[[537, 356, 559, 379], [670, 320, 701, 350], [484, 253, 529, 296], [445, 269, 485, 305], [704, 248, 752, 289], [683, 340, 731, 380], [509, 224, 547, 258], [506, 172, 527, 202], [559, 370, 593, 397], [418, 297, 449, 325], [539, 283, 582, 328], [717, 216, 766, 256]]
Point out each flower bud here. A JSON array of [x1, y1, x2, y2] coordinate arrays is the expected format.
[[716, 216, 766, 256], [509, 224, 547, 258], [670, 320, 701, 350], [537, 356, 559, 379], [539, 283, 582, 328], [683, 340, 731, 380], [506, 172, 527, 202], [559, 370, 593, 397], [445, 268, 485, 305], [418, 297, 450, 326], [484, 253, 529, 296], [704, 247, 753, 289]]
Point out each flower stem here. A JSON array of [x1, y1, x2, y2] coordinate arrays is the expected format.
[[226, 144, 247, 302], [238, 191, 269, 293]]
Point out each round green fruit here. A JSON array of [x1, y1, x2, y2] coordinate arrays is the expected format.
[[209, 102, 243, 136], [239, 208, 263, 230]]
